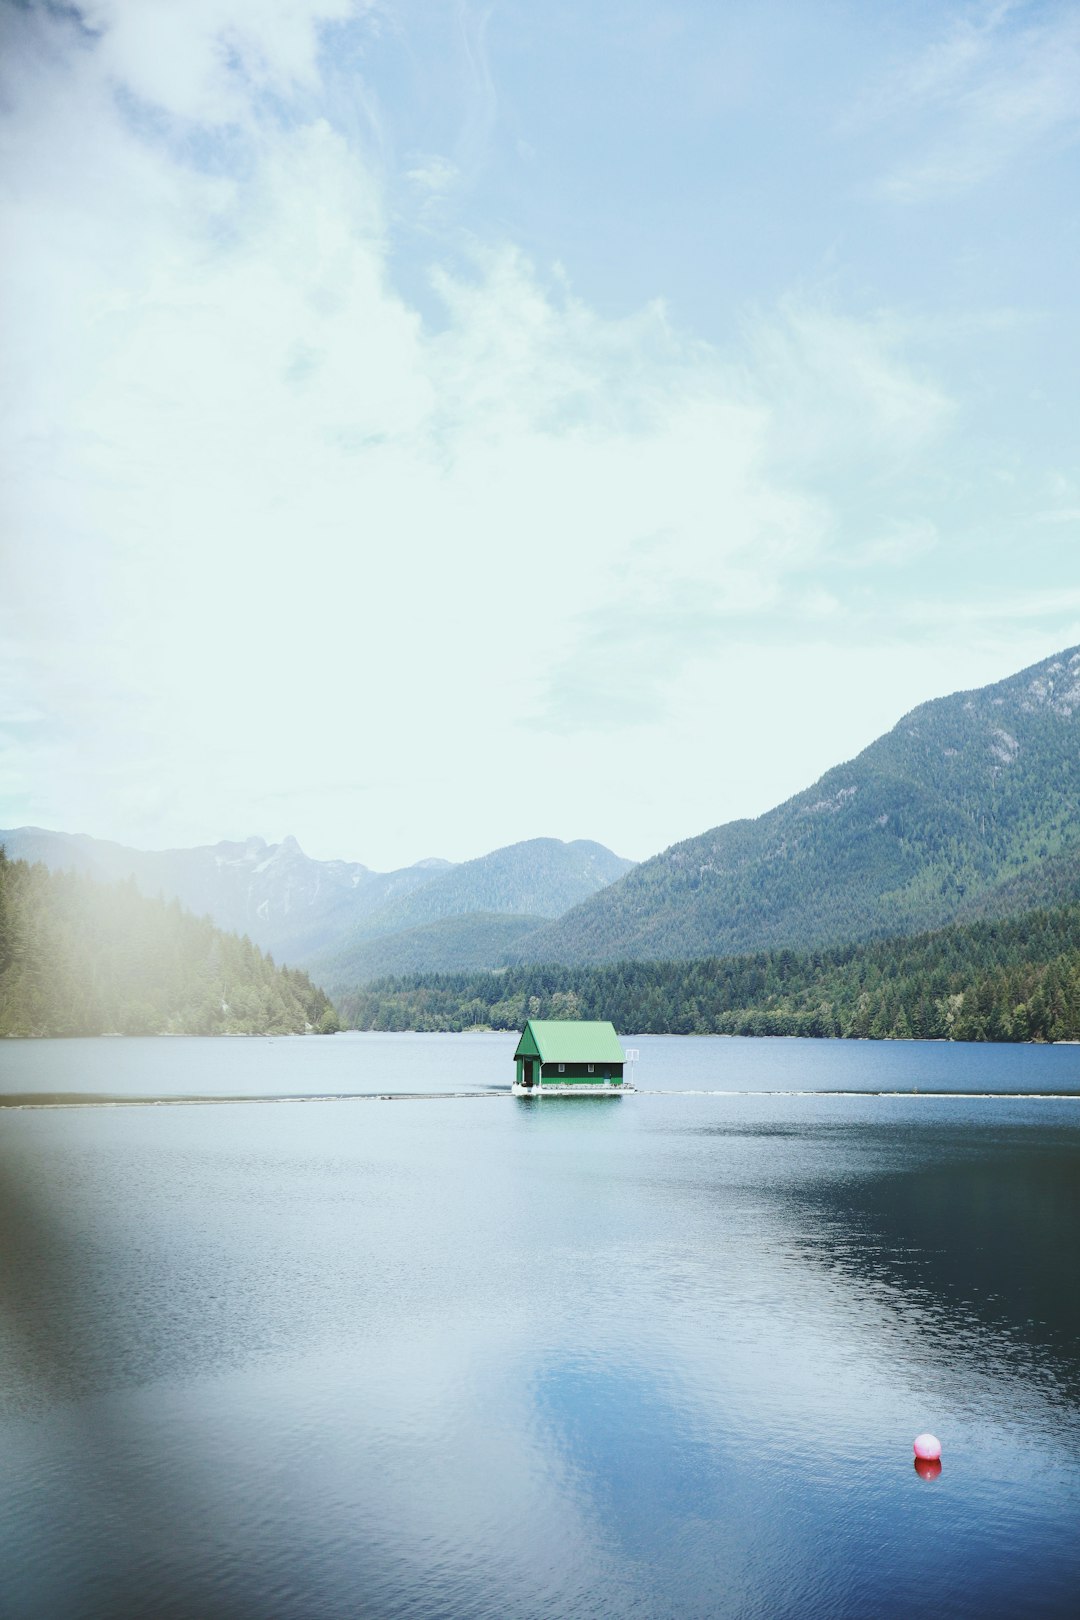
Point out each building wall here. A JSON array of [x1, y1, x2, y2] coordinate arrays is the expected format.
[[540, 1062, 623, 1084]]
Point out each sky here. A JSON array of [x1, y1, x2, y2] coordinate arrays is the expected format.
[[2, 0, 1079, 870]]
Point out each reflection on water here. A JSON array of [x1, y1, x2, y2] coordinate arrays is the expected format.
[[777, 1121, 1080, 1408], [1, 1039, 1078, 1619]]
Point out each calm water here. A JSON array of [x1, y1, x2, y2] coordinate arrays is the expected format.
[[4, 1028, 1080, 1097], [1, 1036, 1078, 1619]]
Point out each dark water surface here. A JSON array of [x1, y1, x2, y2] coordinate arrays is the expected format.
[[1, 1036, 1078, 1618]]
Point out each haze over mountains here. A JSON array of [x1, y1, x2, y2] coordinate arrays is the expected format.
[[518, 647, 1080, 965], [5, 646, 1080, 994], [0, 851, 335, 1039], [0, 827, 633, 977], [310, 838, 632, 989]]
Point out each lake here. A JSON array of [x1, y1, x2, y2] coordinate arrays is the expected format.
[[1, 1034, 1078, 1618]]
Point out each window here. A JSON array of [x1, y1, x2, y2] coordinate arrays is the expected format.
[[587, 1064, 594, 1073], [558, 1063, 565, 1073]]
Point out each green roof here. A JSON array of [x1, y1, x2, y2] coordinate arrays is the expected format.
[[514, 1019, 625, 1064]]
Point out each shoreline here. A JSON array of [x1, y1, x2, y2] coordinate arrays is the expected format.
[[4, 1029, 1078, 1045]]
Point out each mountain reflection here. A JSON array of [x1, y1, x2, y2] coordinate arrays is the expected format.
[[725, 1118, 1080, 1407]]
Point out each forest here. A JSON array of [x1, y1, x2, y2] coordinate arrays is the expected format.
[[0, 850, 339, 1037], [339, 902, 1080, 1043]]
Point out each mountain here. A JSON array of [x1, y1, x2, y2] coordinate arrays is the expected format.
[[317, 913, 544, 993], [515, 646, 1080, 965], [306, 838, 634, 984], [0, 828, 633, 972], [956, 847, 1080, 922], [347, 838, 633, 936], [0, 828, 445, 964], [0, 850, 336, 1038]]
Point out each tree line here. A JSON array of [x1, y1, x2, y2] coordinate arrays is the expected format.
[[0, 850, 340, 1037], [339, 902, 1080, 1043]]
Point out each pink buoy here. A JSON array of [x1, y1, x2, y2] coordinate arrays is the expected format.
[[914, 1457, 942, 1480], [913, 1432, 941, 1461]]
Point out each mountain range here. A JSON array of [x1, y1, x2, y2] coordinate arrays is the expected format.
[[515, 646, 1080, 964], [0, 826, 633, 977], [5, 645, 1080, 992]]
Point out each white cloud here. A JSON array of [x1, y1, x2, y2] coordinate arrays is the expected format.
[[902, 589, 1080, 628], [77, 0, 366, 125], [741, 300, 954, 468], [405, 154, 460, 193], [859, 1, 1080, 201], [850, 519, 939, 569], [0, 0, 1051, 868]]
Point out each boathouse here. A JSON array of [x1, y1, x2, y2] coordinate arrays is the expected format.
[[513, 1020, 626, 1094]]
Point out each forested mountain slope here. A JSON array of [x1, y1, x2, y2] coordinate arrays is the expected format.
[[310, 839, 633, 984], [342, 903, 1080, 1044], [0, 851, 337, 1037], [353, 838, 632, 934], [516, 647, 1080, 964], [316, 912, 543, 991], [956, 847, 1080, 921]]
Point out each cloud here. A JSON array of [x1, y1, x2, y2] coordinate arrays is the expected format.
[[537, 565, 781, 732], [857, 1, 1080, 201], [849, 519, 939, 569], [902, 588, 1080, 628], [453, 1, 498, 177], [0, 0, 1029, 866], [2, 3, 801, 844], [74, 0, 366, 125], [740, 300, 955, 468], [405, 154, 460, 193], [524, 291, 959, 734]]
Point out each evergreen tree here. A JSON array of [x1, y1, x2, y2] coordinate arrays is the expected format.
[[337, 902, 1080, 1044], [0, 851, 340, 1038]]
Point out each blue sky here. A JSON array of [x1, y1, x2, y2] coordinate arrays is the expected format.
[[1, 0, 1079, 867]]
